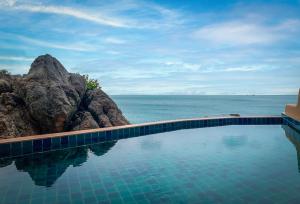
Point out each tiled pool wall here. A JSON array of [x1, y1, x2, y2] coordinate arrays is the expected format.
[[0, 116, 284, 159]]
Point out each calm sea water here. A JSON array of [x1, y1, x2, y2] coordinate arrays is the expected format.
[[112, 95, 297, 124]]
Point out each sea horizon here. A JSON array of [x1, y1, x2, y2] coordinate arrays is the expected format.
[[111, 95, 297, 124]]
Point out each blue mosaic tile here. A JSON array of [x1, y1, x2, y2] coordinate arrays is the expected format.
[[140, 126, 145, 136], [69, 135, 77, 147], [84, 133, 92, 145], [129, 128, 134, 138], [0, 143, 11, 158], [124, 128, 129, 138], [106, 131, 112, 141], [11, 142, 22, 157], [42, 138, 51, 151], [77, 134, 85, 145], [33, 139, 42, 152], [112, 129, 124, 140], [111, 130, 118, 140], [162, 124, 167, 132], [191, 121, 196, 128], [145, 126, 150, 135], [172, 123, 177, 130], [51, 137, 61, 150], [207, 120, 213, 127], [159, 124, 164, 132], [149, 125, 155, 134], [176, 122, 182, 130], [248, 118, 255, 124], [134, 127, 140, 137], [152, 125, 158, 133], [233, 118, 240, 125], [91, 132, 99, 143], [61, 136, 69, 148], [98, 132, 106, 142], [22, 141, 32, 154]]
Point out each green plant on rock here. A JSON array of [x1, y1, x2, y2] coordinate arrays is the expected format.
[[0, 69, 10, 77], [84, 74, 101, 90]]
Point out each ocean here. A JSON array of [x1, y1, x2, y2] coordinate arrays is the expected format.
[[112, 95, 297, 124]]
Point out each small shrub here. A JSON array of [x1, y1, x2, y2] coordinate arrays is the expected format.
[[83, 74, 101, 90], [0, 69, 10, 77]]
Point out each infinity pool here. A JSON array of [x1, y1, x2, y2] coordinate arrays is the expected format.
[[0, 125, 300, 203]]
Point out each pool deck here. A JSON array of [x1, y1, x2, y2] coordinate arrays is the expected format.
[[0, 114, 297, 159]]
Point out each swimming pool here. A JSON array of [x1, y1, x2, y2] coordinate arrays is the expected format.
[[1, 124, 300, 203]]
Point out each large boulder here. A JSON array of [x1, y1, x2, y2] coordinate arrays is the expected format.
[[0, 54, 129, 138], [15, 54, 86, 133]]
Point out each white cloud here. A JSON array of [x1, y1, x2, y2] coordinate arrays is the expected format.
[[1, 1, 130, 28], [193, 21, 277, 45], [16, 35, 94, 51], [164, 61, 201, 71], [193, 18, 300, 46], [0, 0, 16, 6], [222, 66, 262, 72], [0, 0, 184, 30], [104, 37, 126, 44], [0, 56, 34, 61]]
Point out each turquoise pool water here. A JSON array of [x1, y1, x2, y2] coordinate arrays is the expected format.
[[1, 125, 300, 203]]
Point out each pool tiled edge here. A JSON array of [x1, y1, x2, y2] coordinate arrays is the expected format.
[[0, 116, 283, 159]]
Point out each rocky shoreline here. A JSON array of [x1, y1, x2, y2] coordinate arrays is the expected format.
[[0, 54, 129, 139]]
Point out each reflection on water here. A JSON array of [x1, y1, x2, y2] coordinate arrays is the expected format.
[[282, 125, 300, 173], [222, 134, 248, 149], [0, 141, 117, 187], [0, 125, 300, 189]]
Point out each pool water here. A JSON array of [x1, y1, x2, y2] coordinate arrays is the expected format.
[[1, 125, 300, 204]]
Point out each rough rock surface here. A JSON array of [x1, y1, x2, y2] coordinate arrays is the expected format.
[[69, 111, 99, 131], [84, 89, 129, 127], [0, 54, 129, 139]]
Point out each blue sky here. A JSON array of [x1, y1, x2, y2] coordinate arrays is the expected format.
[[0, 0, 299, 95]]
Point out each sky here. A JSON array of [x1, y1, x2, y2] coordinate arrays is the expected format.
[[0, 0, 299, 95]]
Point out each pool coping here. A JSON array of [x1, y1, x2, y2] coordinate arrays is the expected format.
[[282, 112, 300, 132], [0, 115, 283, 158]]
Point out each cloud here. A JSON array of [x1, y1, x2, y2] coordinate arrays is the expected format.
[[193, 18, 300, 46], [193, 21, 278, 45], [164, 61, 201, 71], [0, 56, 34, 61], [104, 37, 126, 44], [222, 66, 262, 72], [16, 35, 94, 52], [0, 1, 130, 28], [0, 0, 184, 30]]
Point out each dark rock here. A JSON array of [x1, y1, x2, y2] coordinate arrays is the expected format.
[[14, 54, 86, 133], [84, 89, 129, 127], [0, 54, 129, 139], [0, 93, 37, 138], [0, 79, 12, 94], [70, 111, 99, 131]]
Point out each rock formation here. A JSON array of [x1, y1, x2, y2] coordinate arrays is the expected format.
[[0, 54, 129, 139]]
